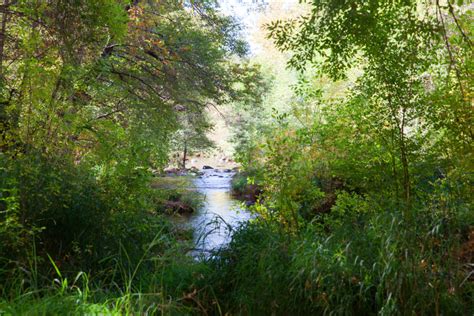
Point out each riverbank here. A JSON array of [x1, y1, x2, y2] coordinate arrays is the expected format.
[[2, 199, 472, 315], [154, 168, 252, 255]]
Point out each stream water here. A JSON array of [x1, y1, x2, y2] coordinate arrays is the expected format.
[[187, 169, 251, 255]]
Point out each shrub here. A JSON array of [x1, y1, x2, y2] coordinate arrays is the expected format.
[[203, 199, 474, 315], [0, 152, 174, 291]]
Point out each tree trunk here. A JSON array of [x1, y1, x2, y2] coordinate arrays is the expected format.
[[182, 140, 187, 170], [0, 0, 10, 75], [388, 96, 411, 211], [399, 107, 411, 211], [400, 141, 410, 204]]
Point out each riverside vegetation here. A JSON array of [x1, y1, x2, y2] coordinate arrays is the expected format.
[[0, 0, 473, 315]]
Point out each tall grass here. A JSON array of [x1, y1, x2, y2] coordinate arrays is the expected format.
[[203, 207, 473, 315], [0, 232, 209, 315], [1, 205, 471, 315], [1, 155, 472, 314]]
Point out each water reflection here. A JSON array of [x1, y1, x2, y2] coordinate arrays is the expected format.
[[190, 170, 251, 255]]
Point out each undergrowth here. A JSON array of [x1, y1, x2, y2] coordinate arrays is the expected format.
[[205, 204, 473, 315]]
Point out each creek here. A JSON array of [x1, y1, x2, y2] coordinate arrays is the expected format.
[[185, 169, 252, 256]]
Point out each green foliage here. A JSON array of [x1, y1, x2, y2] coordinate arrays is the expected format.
[[205, 201, 473, 315], [0, 0, 262, 312], [230, 172, 249, 195], [322, 191, 372, 229], [171, 110, 215, 169], [267, 0, 472, 210], [152, 176, 204, 214], [0, 152, 174, 290], [0, 0, 472, 314], [219, 1, 473, 314], [0, 235, 210, 315]]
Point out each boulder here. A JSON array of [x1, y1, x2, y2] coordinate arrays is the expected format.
[[202, 165, 214, 170]]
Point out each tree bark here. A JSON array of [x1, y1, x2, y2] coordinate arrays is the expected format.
[[399, 107, 411, 210], [388, 96, 411, 212], [182, 140, 187, 170], [0, 0, 10, 75]]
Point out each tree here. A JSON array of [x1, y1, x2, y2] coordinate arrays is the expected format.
[[172, 108, 214, 169], [268, 0, 472, 213], [0, 0, 265, 283]]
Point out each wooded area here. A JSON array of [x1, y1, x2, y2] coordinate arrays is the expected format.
[[0, 0, 472, 314]]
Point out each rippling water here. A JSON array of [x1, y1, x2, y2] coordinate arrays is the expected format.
[[188, 169, 251, 255]]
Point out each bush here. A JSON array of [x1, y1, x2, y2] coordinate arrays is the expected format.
[[203, 199, 474, 315], [152, 176, 204, 215], [231, 171, 262, 204], [0, 152, 175, 291]]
